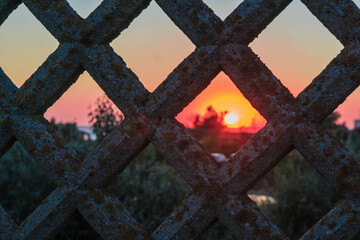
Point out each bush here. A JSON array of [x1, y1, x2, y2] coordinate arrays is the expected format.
[[53, 121, 96, 159], [0, 142, 56, 223], [88, 96, 123, 143], [256, 151, 341, 239], [110, 144, 192, 232]]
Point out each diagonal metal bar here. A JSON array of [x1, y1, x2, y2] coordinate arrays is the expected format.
[[0, 67, 17, 111], [300, 199, 360, 240], [78, 117, 149, 188], [77, 188, 152, 240], [219, 121, 294, 194], [0, 0, 21, 26], [223, 0, 292, 45], [12, 187, 77, 240], [155, 0, 223, 47], [215, 194, 288, 239], [22, 0, 83, 43], [297, 45, 360, 122], [153, 193, 216, 240], [0, 130, 15, 158], [80, 44, 150, 117], [0, 69, 17, 157], [293, 123, 360, 201], [11, 115, 82, 187], [221, 44, 297, 121], [301, 0, 360, 46], [146, 46, 220, 118], [0, 204, 17, 239], [83, 0, 152, 44], [149, 118, 221, 190], [11, 43, 84, 115]]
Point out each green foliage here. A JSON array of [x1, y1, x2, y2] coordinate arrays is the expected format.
[[52, 120, 95, 159], [200, 222, 236, 240], [55, 211, 102, 240], [110, 144, 192, 232], [332, 127, 360, 162], [322, 112, 360, 162], [0, 142, 56, 223], [344, 130, 360, 161], [256, 151, 341, 239], [88, 95, 123, 143]]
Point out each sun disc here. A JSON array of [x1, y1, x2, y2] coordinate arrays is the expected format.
[[224, 112, 239, 125]]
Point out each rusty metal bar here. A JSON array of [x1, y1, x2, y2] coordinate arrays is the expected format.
[[223, 0, 292, 45], [84, 0, 152, 44], [301, 0, 360, 46], [155, 0, 223, 47]]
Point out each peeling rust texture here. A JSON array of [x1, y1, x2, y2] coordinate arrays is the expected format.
[[0, 0, 359, 239], [215, 194, 288, 239], [0, 0, 21, 25]]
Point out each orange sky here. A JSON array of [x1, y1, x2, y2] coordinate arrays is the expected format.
[[0, 0, 359, 129]]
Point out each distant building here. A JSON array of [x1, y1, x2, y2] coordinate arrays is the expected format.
[[77, 126, 97, 141], [355, 120, 360, 129]]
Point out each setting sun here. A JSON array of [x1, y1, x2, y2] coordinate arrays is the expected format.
[[176, 72, 267, 131], [224, 112, 239, 127]]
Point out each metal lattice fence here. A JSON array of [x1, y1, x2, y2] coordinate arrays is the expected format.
[[0, 0, 360, 239]]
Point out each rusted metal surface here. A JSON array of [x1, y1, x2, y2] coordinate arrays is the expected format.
[[153, 193, 216, 240], [156, 0, 223, 47], [0, 0, 359, 239], [0, 204, 17, 239], [12, 187, 76, 240], [215, 194, 287, 239], [220, 121, 294, 194], [77, 188, 151, 240], [223, 0, 292, 45], [0, 0, 21, 25], [221, 44, 297, 121], [85, 0, 152, 44], [301, 0, 360, 46], [300, 199, 360, 240]]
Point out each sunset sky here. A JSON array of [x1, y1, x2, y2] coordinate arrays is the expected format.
[[0, 0, 359, 129]]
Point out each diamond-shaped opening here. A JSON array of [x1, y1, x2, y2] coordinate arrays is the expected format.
[[55, 210, 102, 240], [0, 4, 58, 87], [250, 150, 341, 239], [0, 141, 56, 224], [199, 219, 236, 240], [44, 71, 123, 159], [67, 0, 103, 18], [203, 0, 243, 20], [110, 1, 195, 92], [110, 144, 192, 233], [249, 0, 343, 97], [176, 72, 267, 157]]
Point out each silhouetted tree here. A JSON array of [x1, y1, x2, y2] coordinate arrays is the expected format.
[[193, 106, 227, 130], [88, 95, 123, 142]]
